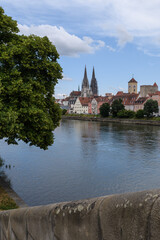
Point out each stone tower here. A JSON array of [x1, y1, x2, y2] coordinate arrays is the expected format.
[[128, 77, 138, 94], [81, 66, 93, 97], [90, 67, 98, 96]]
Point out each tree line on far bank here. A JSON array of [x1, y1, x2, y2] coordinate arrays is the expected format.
[[99, 99, 159, 119]]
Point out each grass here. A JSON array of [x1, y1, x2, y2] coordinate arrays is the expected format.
[[0, 186, 18, 210]]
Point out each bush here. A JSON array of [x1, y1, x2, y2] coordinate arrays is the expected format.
[[135, 109, 144, 118], [99, 103, 110, 117], [117, 109, 135, 118]]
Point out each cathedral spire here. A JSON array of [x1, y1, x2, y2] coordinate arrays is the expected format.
[[90, 67, 98, 95], [82, 65, 89, 89], [92, 66, 95, 79]]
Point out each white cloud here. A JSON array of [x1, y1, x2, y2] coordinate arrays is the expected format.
[[18, 24, 105, 57], [106, 45, 116, 52], [109, 86, 127, 93], [116, 27, 133, 47], [55, 93, 68, 99], [62, 75, 72, 81], [4, 0, 160, 54]]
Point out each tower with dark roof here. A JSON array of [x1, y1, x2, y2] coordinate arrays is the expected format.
[[81, 66, 93, 97], [90, 67, 98, 96], [82, 66, 89, 88], [128, 77, 138, 94]]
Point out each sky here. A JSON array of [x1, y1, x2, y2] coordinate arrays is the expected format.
[[1, 0, 160, 98]]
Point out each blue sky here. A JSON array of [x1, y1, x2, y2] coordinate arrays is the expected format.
[[1, 0, 160, 98]]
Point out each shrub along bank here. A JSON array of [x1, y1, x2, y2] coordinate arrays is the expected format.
[[0, 186, 18, 210]]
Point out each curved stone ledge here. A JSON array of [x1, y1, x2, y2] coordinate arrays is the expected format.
[[1, 189, 160, 239]]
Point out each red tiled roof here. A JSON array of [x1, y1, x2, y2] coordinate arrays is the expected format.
[[94, 96, 109, 103], [70, 91, 81, 97], [79, 97, 93, 106], [153, 82, 158, 87], [128, 78, 137, 83], [111, 93, 139, 105], [116, 91, 124, 95], [134, 97, 149, 104], [63, 97, 70, 101], [149, 91, 160, 96]]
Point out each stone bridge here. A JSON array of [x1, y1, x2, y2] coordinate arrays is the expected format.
[[1, 189, 160, 239]]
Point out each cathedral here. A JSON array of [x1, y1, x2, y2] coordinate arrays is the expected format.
[[81, 66, 98, 97]]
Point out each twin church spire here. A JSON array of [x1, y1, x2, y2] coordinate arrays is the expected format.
[[81, 66, 98, 97]]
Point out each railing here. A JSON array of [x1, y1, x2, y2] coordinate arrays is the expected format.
[[0, 189, 160, 239]]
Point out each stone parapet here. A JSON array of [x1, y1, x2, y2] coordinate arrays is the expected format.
[[1, 189, 160, 239]]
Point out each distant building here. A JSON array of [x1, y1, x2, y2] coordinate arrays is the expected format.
[[73, 97, 92, 114], [110, 92, 139, 111], [69, 91, 81, 106], [73, 96, 109, 114], [81, 66, 98, 97], [105, 93, 113, 99], [128, 77, 138, 94], [134, 97, 149, 112], [140, 82, 158, 97], [88, 96, 109, 114]]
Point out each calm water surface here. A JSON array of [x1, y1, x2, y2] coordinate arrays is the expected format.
[[1, 119, 160, 206]]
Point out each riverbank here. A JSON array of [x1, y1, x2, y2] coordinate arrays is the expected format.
[[62, 115, 160, 126], [0, 177, 27, 209]]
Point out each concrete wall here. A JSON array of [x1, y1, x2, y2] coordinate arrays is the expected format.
[[1, 189, 160, 239]]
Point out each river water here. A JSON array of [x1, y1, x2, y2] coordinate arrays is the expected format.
[[1, 119, 160, 206]]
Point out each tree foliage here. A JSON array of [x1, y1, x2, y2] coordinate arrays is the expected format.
[[135, 109, 144, 119], [99, 103, 110, 117], [111, 99, 124, 117], [117, 109, 135, 118], [0, 7, 63, 150], [144, 99, 158, 117]]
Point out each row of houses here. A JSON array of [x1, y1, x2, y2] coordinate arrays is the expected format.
[[70, 91, 160, 115], [56, 77, 160, 115], [57, 91, 160, 115]]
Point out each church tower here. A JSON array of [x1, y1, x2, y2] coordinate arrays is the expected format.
[[128, 77, 138, 94], [81, 66, 93, 97], [90, 67, 98, 96]]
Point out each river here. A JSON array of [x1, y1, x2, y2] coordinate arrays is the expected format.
[[1, 119, 160, 206]]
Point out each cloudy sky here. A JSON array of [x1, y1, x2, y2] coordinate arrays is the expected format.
[[2, 0, 160, 97]]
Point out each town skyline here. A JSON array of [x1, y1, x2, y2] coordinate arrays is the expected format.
[[59, 65, 158, 99]]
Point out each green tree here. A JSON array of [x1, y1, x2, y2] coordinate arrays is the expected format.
[[117, 109, 135, 118], [0, 7, 19, 44], [111, 99, 124, 117], [144, 99, 158, 117], [135, 109, 144, 119], [0, 7, 63, 150], [99, 103, 110, 117]]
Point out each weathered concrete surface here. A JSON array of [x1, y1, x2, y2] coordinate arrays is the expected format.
[[62, 115, 160, 126], [1, 190, 160, 239]]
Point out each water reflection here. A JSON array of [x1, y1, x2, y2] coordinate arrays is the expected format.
[[1, 120, 160, 206]]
